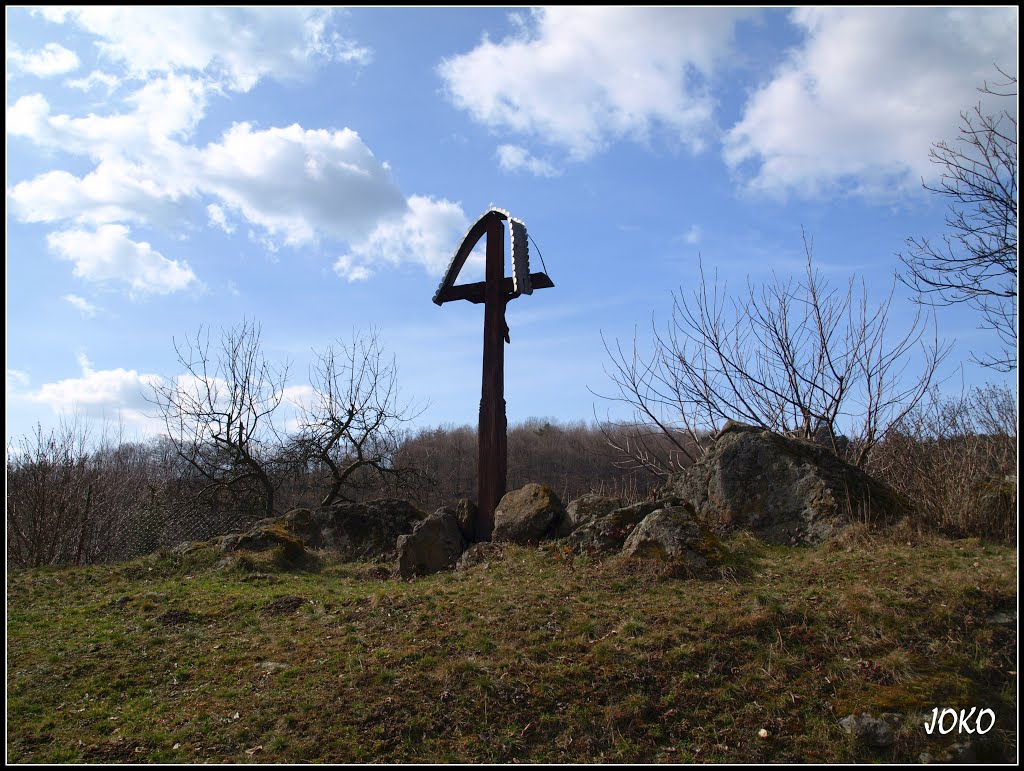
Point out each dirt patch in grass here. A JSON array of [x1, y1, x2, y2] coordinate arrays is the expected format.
[[262, 596, 307, 615], [156, 609, 203, 626]]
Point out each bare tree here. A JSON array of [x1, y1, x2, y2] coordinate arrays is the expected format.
[[595, 239, 949, 475], [288, 328, 427, 506], [149, 320, 288, 522], [899, 68, 1017, 372]]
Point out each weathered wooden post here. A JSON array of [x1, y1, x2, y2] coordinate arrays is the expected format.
[[433, 208, 554, 541]]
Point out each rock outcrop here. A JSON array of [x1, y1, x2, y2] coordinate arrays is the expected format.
[[673, 424, 904, 544], [566, 496, 686, 555], [316, 499, 427, 559], [562, 493, 622, 534], [620, 505, 725, 569], [397, 509, 467, 578]]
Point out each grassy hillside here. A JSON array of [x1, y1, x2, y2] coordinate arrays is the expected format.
[[7, 530, 1017, 763]]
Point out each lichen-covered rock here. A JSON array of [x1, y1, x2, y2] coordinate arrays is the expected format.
[[220, 526, 301, 554], [566, 496, 686, 555], [621, 505, 725, 569], [278, 508, 323, 548], [493, 484, 566, 544], [673, 424, 905, 545], [839, 712, 896, 748], [397, 509, 467, 578], [318, 498, 427, 560], [560, 493, 623, 535], [218, 524, 307, 563]]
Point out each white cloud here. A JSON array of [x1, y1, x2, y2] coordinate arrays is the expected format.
[[7, 370, 31, 390], [7, 42, 80, 77], [66, 69, 121, 92], [8, 9, 463, 291], [684, 225, 702, 245], [334, 255, 373, 282], [7, 75, 208, 158], [723, 7, 1019, 197], [496, 144, 561, 177], [440, 8, 753, 160], [8, 162, 189, 228], [198, 122, 408, 246], [47, 225, 198, 296], [207, 204, 235, 234], [338, 195, 470, 278], [24, 353, 162, 432], [9, 109, 443, 284], [63, 294, 100, 317], [39, 7, 369, 92]]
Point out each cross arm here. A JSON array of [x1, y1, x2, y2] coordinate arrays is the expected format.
[[432, 272, 555, 305]]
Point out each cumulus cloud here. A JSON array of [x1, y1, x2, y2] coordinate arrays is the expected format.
[[198, 122, 408, 246], [8, 162, 189, 228], [39, 7, 369, 92], [337, 195, 470, 278], [440, 8, 753, 160], [7, 42, 80, 77], [8, 8, 465, 295], [7, 75, 207, 159], [723, 7, 1019, 197], [47, 225, 198, 296], [24, 353, 162, 432], [496, 144, 561, 177], [63, 294, 100, 317]]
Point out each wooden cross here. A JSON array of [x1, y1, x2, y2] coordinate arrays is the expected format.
[[433, 208, 554, 541]]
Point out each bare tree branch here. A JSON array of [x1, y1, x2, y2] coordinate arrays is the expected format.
[[899, 68, 1017, 371], [148, 319, 288, 521], [595, 240, 950, 473]]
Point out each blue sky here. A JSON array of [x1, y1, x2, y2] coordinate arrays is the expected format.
[[5, 7, 1018, 445]]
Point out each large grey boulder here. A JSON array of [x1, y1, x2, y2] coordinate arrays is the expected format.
[[317, 499, 427, 559], [397, 509, 467, 578], [621, 505, 725, 569], [673, 424, 904, 545], [566, 496, 686, 555], [493, 484, 567, 544], [562, 493, 623, 534]]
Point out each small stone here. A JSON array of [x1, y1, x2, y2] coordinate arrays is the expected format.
[[839, 712, 896, 748], [256, 661, 288, 672]]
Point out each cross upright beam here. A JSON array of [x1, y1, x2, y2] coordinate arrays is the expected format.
[[477, 215, 508, 540], [432, 208, 554, 541]]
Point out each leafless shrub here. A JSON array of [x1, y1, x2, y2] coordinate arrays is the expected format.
[[868, 383, 1017, 541], [6, 420, 163, 567]]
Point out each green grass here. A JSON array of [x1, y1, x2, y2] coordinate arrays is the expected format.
[[7, 531, 1017, 763]]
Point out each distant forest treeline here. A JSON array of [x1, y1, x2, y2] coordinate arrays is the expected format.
[[6, 384, 1017, 568]]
